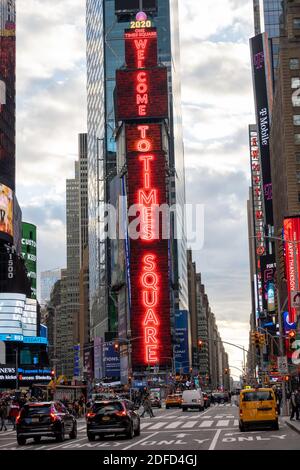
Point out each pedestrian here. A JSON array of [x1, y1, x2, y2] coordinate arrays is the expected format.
[[9, 401, 20, 430], [140, 395, 154, 418], [0, 402, 8, 431], [290, 389, 300, 421]]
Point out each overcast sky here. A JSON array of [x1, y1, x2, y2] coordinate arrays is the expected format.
[[16, 0, 255, 378]]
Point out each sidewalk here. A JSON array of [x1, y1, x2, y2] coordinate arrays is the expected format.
[[282, 416, 300, 434]]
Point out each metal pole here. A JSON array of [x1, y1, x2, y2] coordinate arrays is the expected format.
[[15, 345, 19, 391], [277, 288, 288, 416]]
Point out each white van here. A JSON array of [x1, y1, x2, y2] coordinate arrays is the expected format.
[[182, 389, 204, 412]]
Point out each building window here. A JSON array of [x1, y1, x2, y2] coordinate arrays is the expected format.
[[295, 134, 300, 145], [298, 192, 300, 203], [292, 78, 300, 89], [296, 153, 300, 164], [297, 171, 300, 183], [294, 115, 300, 126], [294, 18, 300, 29], [292, 95, 300, 107], [290, 58, 300, 70]]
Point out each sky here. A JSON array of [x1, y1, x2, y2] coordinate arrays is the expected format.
[[16, 0, 256, 379]]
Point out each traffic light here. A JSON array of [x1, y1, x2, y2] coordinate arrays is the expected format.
[[224, 368, 229, 375], [198, 339, 203, 348], [254, 332, 260, 347], [284, 375, 290, 382], [251, 331, 256, 345], [259, 334, 266, 347], [288, 330, 296, 349], [51, 370, 55, 379], [114, 341, 119, 352], [18, 374, 23, 382]]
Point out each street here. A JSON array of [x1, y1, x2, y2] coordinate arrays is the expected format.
[[0, 403, 299, 451]]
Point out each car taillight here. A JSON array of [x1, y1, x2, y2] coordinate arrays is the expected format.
[[86, 412, 96, 419], [50, 412, 60, 422], [115, 410, 127, 417], [16, 413, 22, 424], [240, 410, 243, 416]]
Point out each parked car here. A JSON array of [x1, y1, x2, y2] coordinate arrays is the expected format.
[[181, 389, 204, 412], [16, 401, 77, 446], [165, 394, 182, 409], [86, 400, 141, 440]]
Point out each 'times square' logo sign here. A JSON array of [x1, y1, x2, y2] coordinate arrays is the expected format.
[[116, 26, 171, 369]]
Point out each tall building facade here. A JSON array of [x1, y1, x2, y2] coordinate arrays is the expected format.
[[86, 0, 188, 349], [253, 0, 283, 81], [40, 269, 61, 305]]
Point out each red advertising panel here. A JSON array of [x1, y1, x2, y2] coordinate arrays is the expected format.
[[284, 217, 300, 323], [126, 123, 171, 368], [116, 68, 168, 121], [125, 28, 158, 69]]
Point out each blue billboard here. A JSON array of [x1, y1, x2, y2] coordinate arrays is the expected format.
[[104, 342, 121, 379], [283, 311, 296, 333], [174, 310, 190, 374]]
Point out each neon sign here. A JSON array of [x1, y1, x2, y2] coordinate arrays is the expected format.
[[117, 26, 171, 368]]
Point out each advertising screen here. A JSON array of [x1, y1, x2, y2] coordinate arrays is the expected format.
[[125, 28, 158, 69], [174, 310, 190, 374], [260, 254, 276, 313], [284, 217, 300, 323], [0, 3, 16, 191], [0, 183, 13, 240], [126, 122, 171, 369], [104, 342, 121, 378], [250, 33, 273, 226], [21, 222, 37, 299], [116, 67, 168, 121]]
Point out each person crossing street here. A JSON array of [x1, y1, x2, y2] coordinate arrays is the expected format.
[[140, 395, 154, 418]]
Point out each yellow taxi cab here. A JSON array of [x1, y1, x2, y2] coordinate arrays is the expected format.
[[165, 393, 182, 409], [239, 387, 278, 432]]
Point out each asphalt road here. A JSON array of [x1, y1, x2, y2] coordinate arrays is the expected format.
[[0, 403, 299, 451]]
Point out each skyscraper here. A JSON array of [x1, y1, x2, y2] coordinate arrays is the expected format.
[[254, 0, 283, 81], [86, 1, 188, 348]]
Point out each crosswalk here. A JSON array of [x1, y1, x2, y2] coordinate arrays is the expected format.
[[140, 416, 239, 431]]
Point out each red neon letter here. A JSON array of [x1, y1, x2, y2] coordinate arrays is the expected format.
[[138, 125, 149, 139], [138, 189, 157, 205], [146, 345, 158, 363], [142, 272, 158, 291], [144, 309, 159, 326], [145, 327, 158, 344], [143, 291, 158, 308]]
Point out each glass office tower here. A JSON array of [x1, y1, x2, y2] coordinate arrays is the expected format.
[[259, 0, 283, 80], [86, 0, 188, 343]]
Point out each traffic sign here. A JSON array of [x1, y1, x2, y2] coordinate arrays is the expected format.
[[291, 291, 300, 308], [277, 356, 288, 374]]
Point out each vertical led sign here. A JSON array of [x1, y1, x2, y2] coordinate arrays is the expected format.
[[116, 25, 171, 369], [284, 217, 300, 324]]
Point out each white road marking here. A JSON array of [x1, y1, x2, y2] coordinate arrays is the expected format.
[[44, 436, 87, 451], [199, 421, 214, 428], [209, 429, 222, 451], [217, 420, 230, 427], [182, 421, 198, 429], [123, 432, 159, 450], [141, 422, 152, 429], [147, 422, 168, 430], [165, 421, 182, 429]]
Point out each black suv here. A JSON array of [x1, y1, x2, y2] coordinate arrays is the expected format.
[[86, 400, 140, 440], [16, 401, 77, 445]]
